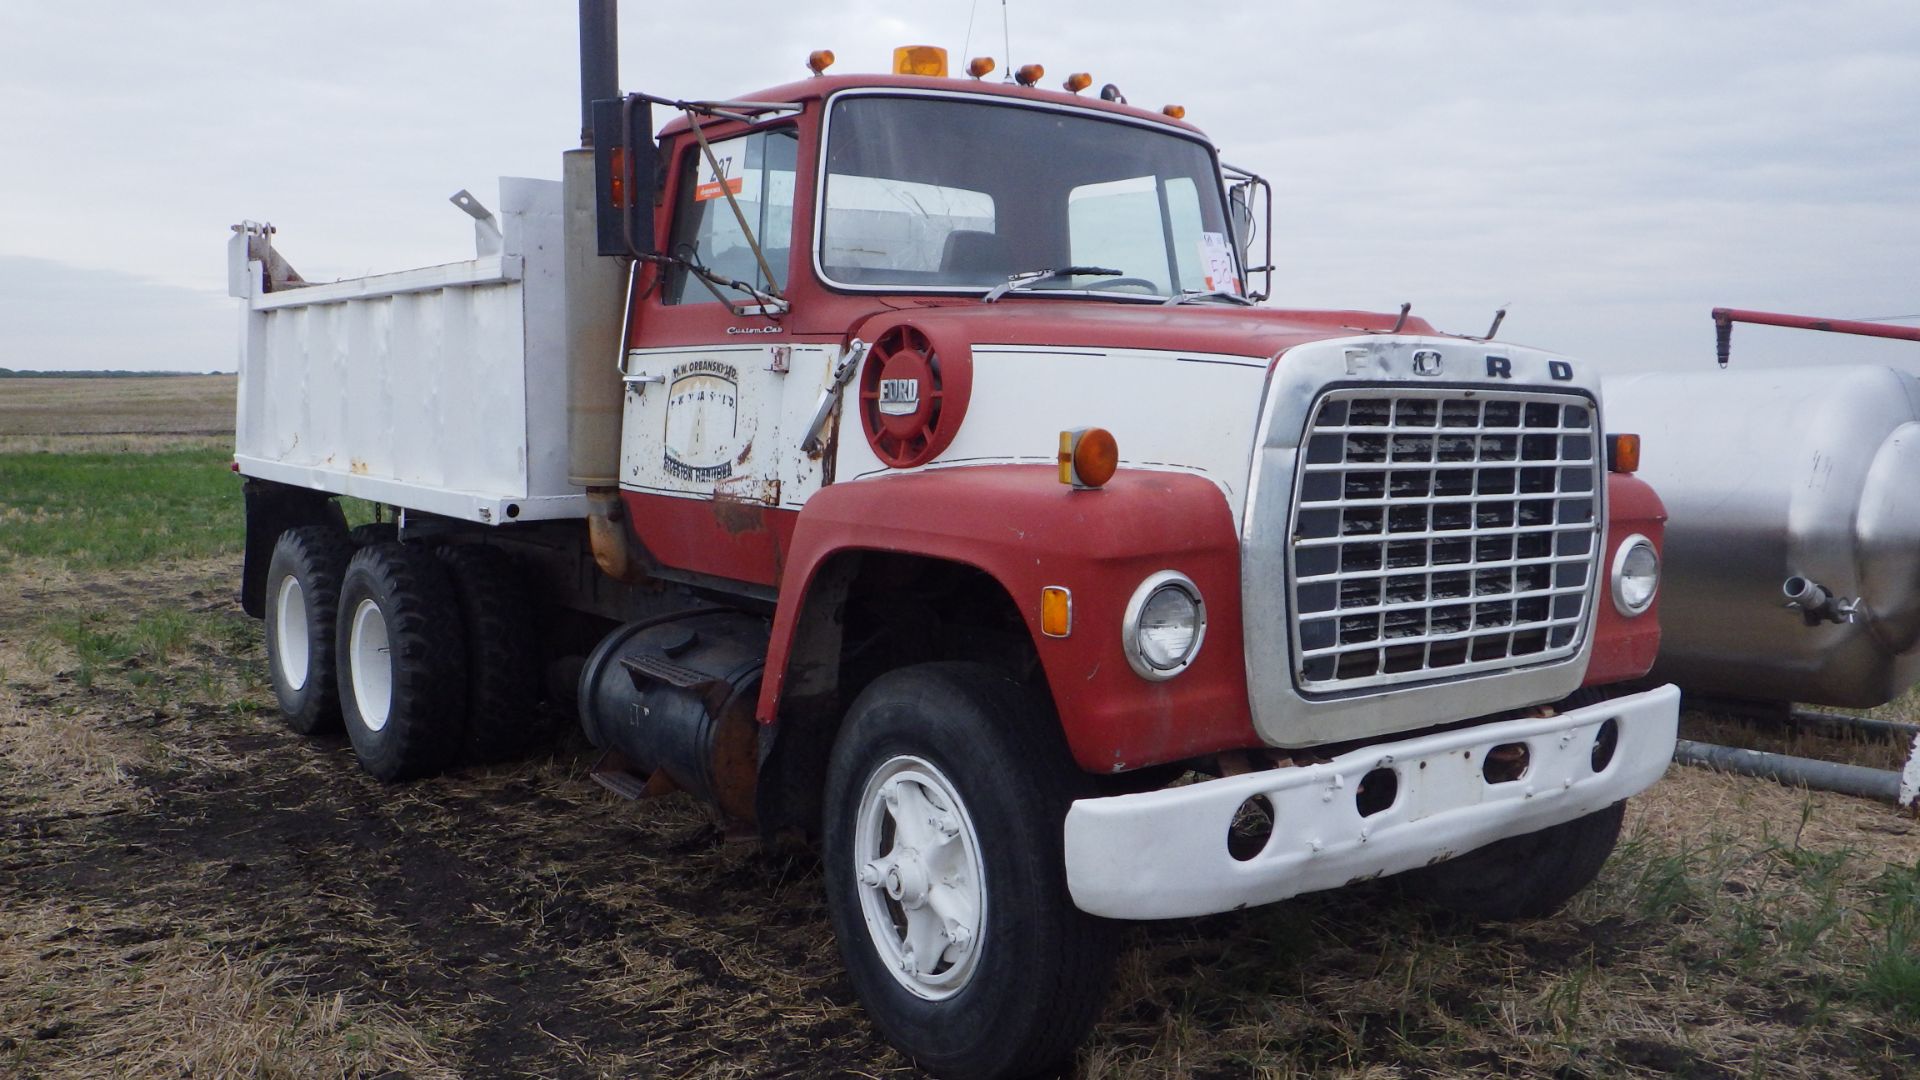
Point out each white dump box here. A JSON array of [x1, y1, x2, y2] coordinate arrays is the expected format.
[[227, 178, 588, 524]]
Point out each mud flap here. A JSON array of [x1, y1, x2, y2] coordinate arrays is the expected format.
[[240, 480, 347, 618]]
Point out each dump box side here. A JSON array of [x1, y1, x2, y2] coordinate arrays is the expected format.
[[230, 178, 584, 524]]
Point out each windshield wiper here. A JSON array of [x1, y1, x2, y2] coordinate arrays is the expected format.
[[983, 266, 1122, 304], [1164, 289, 1255, 307]]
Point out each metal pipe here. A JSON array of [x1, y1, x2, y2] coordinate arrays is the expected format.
[[578, 0, 618, 147], [1713, 306, 1920, 367], [1714, 307, 1920, 343], [1674, 739, 1903, 803], [1793, 708, 1920, 743]]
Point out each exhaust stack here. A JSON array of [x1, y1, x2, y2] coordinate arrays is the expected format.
[[563, 0, 627, 488]]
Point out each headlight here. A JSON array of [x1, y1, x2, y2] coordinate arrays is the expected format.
[[1610, 534, 1659, 617], [1123, 571, 1206, 679]]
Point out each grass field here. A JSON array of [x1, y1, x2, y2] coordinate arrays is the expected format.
[[0, 374, 236, 443], [3, 378, 1918, 1078]]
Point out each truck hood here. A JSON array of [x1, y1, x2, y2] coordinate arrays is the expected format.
[[848, 300, 1442, 362]]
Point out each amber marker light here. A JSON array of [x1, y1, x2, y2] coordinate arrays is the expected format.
[[1607, 433, 1642, 473], [807, 49, 835, 75], [893, 45, 949, 77], [1015, 63, 1045, 87], [967, 56, 996, 79], [1162, 104, 1187, 119], [1063, 72, 1092, 94], [1041, 586, 1073, 638], [608, 147, 627, 206], [1059, 427, 1119, 489]]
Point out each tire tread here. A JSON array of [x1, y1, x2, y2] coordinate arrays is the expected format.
[[264, 525, 354, 736], [336, 543, 467, 781], [434, 544, 542, 762]]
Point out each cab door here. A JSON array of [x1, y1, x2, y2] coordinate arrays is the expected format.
[[617, 123, 831, 582]]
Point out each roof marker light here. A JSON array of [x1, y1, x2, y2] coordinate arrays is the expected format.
[[1015, 63, 1045, 87], [1162, 104, 1186, 119], [807, 50, 835, 76], [967, 56, 996, 80], [1063, 72, 1092, 94], [893, 45, 949, 77]]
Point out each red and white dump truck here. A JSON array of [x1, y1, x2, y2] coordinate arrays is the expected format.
[[230, 24, 1681, 1079]]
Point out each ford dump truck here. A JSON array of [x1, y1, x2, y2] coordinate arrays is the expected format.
[[230, 28, 1680, 1080]]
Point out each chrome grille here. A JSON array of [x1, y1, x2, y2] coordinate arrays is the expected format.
[[1288, 389, 1600, 693]]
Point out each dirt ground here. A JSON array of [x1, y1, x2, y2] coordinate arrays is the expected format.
[[4, 555, 1920, 1079]]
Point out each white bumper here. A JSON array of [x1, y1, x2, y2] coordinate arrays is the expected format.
[[1063, 684, 1680, 920]]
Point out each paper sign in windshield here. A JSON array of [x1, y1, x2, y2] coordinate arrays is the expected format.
[[1198, 232, 1242, 295], [695, 151, 745, 202]]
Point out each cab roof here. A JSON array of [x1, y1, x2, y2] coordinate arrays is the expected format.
[[655, 73, 1206, 140]]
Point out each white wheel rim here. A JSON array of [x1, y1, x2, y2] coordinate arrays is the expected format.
[[348, 598, 393, 732], [273, 575, 310, 691], [853, 755, 987, 1001]]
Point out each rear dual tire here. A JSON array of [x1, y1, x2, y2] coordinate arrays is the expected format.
[[264, 526, 355, 735], [336, 543, 468, 782]]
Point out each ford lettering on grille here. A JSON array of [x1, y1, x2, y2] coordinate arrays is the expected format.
[[1288, 389, 1601, 693]]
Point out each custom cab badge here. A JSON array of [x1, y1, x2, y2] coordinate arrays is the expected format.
[[1412, 349, 1444, 376]]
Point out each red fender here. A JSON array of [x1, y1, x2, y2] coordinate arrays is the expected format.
[[1585, 473, 1666, 687], [757, 465, 1259, 773]]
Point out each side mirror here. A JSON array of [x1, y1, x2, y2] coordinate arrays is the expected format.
[[1229, 183, 1255, 253], [592, 96, 659, 257], [1224, 168, 1273, 301]]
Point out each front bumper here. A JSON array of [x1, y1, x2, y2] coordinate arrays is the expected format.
[[1063, 683, 1680, 920]]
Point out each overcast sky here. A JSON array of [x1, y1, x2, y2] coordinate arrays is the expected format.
[[2, 1, 1915, 373]]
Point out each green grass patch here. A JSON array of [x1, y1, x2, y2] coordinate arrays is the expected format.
[[1858, 861, 1920, 1018], [0, 446, 243, 569], [49, 609, 203, 689]]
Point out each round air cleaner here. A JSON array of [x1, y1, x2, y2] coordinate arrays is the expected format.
[[858, 324, 971, 468]]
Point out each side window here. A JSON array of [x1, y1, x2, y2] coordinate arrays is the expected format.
[[664, 128, 798, 306], [1068, 177, 1171, 293], [1068, 175, 1210, 295]]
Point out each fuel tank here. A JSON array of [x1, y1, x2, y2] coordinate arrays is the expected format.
[[1604, 365, 1920, 706], [577, 610, 769, 820]]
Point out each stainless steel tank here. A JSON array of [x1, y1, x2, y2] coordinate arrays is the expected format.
[[1604, 365, 1920, 707]]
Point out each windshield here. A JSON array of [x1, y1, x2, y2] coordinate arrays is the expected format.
[[818, 94, 1241, 299]]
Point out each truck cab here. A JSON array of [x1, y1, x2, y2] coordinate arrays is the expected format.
[[235, 48, 1679, 1080]]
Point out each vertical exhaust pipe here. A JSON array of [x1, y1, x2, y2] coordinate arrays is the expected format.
[[578, 0, 617, 149], [564, 0, 627, 490]]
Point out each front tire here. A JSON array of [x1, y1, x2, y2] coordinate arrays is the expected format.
[[822, 663, 1115, 1080], [263, 526, 353, 736], [1401, 800, 1627, 921], [335, 543, 468, 782]]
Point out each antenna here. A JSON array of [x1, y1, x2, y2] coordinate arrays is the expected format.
[[961, 0, 978, 62], [1001, 0, 1013, 81]]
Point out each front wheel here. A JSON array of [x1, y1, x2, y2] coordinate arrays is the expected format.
[[822, 663, 1115, 1080], [1400, 800, 1627, 921]]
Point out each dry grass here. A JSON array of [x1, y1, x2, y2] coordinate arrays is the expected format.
[[0, 433, 230, 455], [0, 896, 455, 1079], [0, 375, 235, 438], [2, 547, 1916, 1077], [5, 424, 1920, 1076]]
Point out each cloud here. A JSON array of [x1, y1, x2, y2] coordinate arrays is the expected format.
[[0, 257, 233, 372], [0, 1, 1915, 372]]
